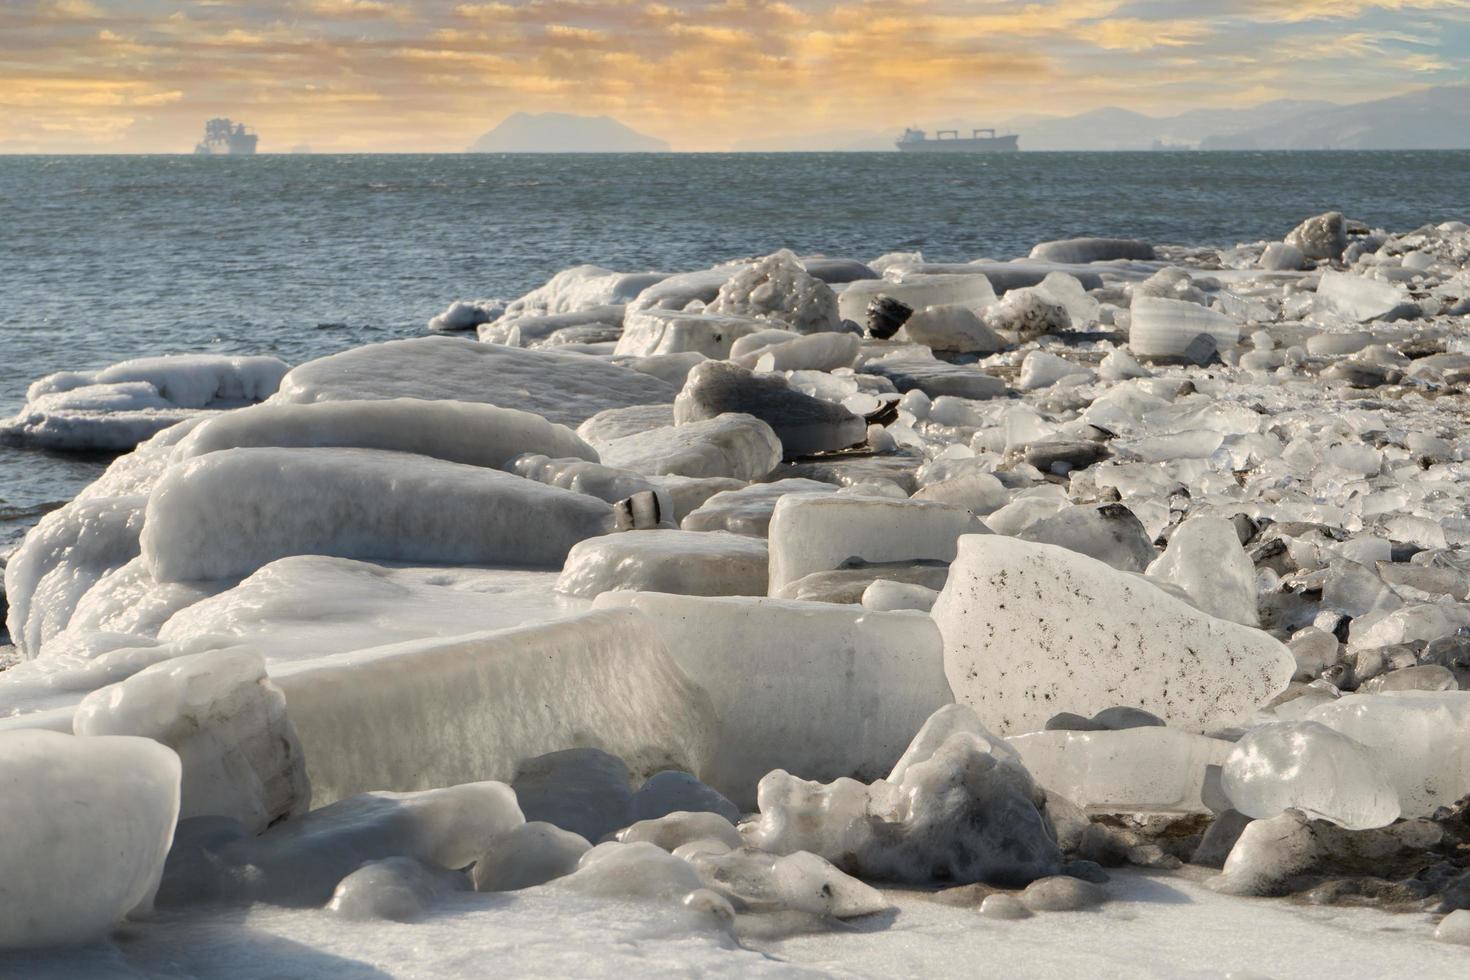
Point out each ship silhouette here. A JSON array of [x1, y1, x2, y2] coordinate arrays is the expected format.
[[194, 118, 258, 155]]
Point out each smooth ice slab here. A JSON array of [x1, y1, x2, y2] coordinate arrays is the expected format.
[[593, 592, 952, 807], [1221, 721, 1399, 830], [860, 356, 1007, 400], [1147, 516, 1258, 626], [140, 447, 613, 581], [1128, 296, 1240, 361], [1008, 728, 1232, 814], [1029, 238, 1155, 264], [73, 650, 310, 833], [680, 479, 838, 537], [272, 338, 676, 427], [557, 529, 768, 599], [767, 493, 984, 593], [1314, 270, 1414, 323], [0, 729, 180, 949], [176, 398, 597, 469], [932, 536, 1294, 735], [271, 608, 716, 805]]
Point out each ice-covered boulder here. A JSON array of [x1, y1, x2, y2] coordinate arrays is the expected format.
[[1314, 270, 1416, 323], [860, 356, 1007, 400], [427, 299, 500, 333], [166, 781, 524, 907], [500, 264, 667, 318], [1285, 212, 1347, 261], [557, 529, 768, 599], [1029, 238, 1155, 264], [271, 608, 716, 805], [932, 536, 1294, 735], [1017, 503, 1157, 573], [556, 841, 705, 902], [1009, 728, 1232, 814], [1128, 296, 1240, 362], [140, 447, 613, 582], [1146, 516, 1259, 626], [1306, 691, 1470, 817], [593, 413, 781, 481], [1221, 721, 1399, 830], [1260, 242, 1306, 272], [0, 729, 180, 948], [767, 493, 984, 593], [176, 398, 597, 469], [327, 857, 468, 921], [674, 361, 865, 457], [900, 304, 1007, 353], [273, 337, 676, 427], [593, 592, 952, 806], [471, 822, 590, 892], [74, 650, 308, 833], [730, 331, 861, 373], [2, 354, 289, 452], [630, 771, 741, 823], [745, 729, 1062, 886], [707, 250, 841, 334], [478, 306, 624, 347], [511, 748, 635, 843], [985, 288, 1072, 341], [680, 479, 838, 537], [614, 309, 768, 359]]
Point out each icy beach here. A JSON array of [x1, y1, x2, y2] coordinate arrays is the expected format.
[[5, 210, 1470, 976]]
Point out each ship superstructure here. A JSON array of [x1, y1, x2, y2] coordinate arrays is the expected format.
[[194, 119, 258, 155]]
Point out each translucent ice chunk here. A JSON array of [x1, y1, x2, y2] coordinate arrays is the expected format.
[[1221, 720, 1399, 830]]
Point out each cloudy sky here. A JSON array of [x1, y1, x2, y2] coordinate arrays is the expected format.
[[3, 0, 1467, 152]]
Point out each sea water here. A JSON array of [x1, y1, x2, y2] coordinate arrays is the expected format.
[[2, 149, 1468, 546]]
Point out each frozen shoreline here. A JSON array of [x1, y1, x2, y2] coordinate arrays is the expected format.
[[4, 213, 1470, 970]]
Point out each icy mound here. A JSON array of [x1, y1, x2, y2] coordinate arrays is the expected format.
[[0, 729, 180, 949], [272, 608, 717, 805], [176, 398, 597, 468], [140, 447, 613, 582], [594, 592, 952, 806], [933, 536, 1294, 735], [3, 354, 289, 452], [273, 337, 676, 427], [681, 479, 838, 537], [500, 265, 668, 319], [730, 331, 861, 372], [557, 529, 768, 599], [707, 250, 841, 334]]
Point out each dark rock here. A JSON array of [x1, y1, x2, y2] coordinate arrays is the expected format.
[[866, 296, 913, 340], [1023, 440, 1110, 473]]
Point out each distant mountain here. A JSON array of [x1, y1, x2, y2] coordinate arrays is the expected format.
[[1200, 86, 1470, 150], [468, 112, 669, 153], [1000, 100, 1336, 151]]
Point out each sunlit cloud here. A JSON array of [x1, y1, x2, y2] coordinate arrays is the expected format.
[[0, 0, 1465, 152]]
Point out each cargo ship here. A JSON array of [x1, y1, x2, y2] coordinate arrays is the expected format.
[[194, 118, 258, 155], [895, 127, 1019, 153]]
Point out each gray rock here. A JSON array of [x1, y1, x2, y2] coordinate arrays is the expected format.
[[1091, 706, 1166, 730], [1286, 212, 1348, 261], [1017, 503, 1158, 573], [511, 747, 634, 843], [630, 771, 741, 823], [861, 358, 1007, 400], [674, 361, 866, 457], [1023, 440, 1110, 473], [1192, 809, 1253, 869]]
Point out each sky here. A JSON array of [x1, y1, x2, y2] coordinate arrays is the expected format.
[[3, 0, 1468, 152]]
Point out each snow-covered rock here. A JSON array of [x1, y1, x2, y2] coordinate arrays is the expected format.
[[0, 729, 180, 948], [1285, 211, 1347, 261], [932, 536, 1294, 735]]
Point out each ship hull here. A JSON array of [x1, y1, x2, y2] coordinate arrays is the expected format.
[[895, 135, 1019, 153]]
